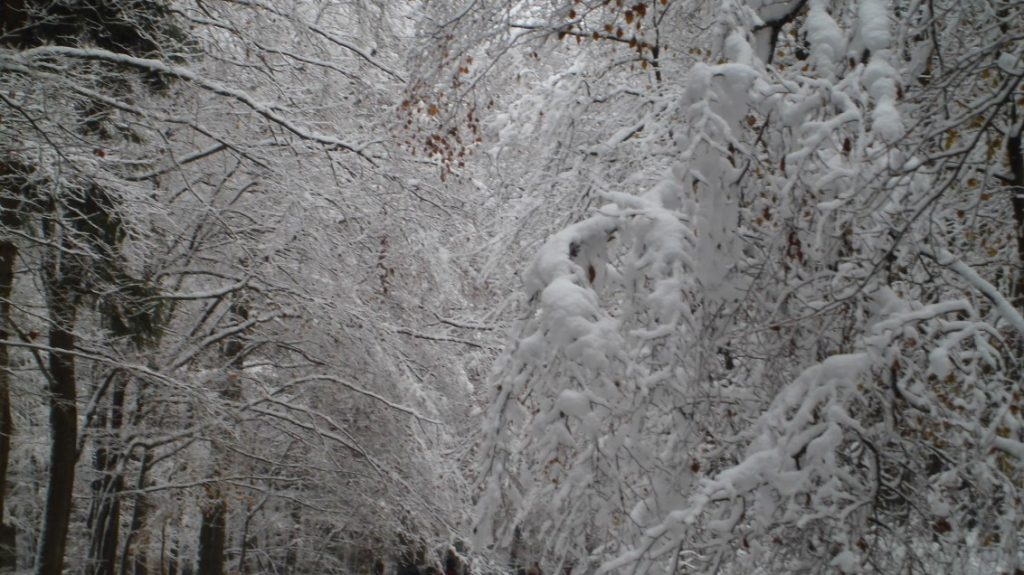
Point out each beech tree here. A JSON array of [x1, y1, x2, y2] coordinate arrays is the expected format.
[[2, 1, 484, 573], [462, 0, 1024, 572], [7, 0, 1017, 573]]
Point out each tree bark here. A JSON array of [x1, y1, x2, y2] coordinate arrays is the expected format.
[[1007, 112, 1023, 310], [197, 496, 226, 575], [0, 170, 24, 572], [196, 301, 247, 575], [36, 267, 80, 575], [0, 237, 17, 572]]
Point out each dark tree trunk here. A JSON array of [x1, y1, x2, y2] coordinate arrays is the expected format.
[[0, 238, 17, 573], [197, 497, 226, 575], [196, 301, 247, 575], [0, 171, 24, 573], [36, 271, 80, 575], [0, 525, 12, 575], [1007, 112, 1024, 309]]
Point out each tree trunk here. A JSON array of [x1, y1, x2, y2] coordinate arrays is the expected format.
[[88, 474, 123, 575], [196, 496, 226, 575], [0, 524, 12, 575], [36, 272, 80, 575], [196, 301, 247, 575], [87, 376, 127, 575], [0, 173, 23, 572], [236, 495, 267, 575], [121, 447, 152, 575], [0, 238, 17, 572], [1007, 111, 1023, 310], [166, 533, 180, 575]]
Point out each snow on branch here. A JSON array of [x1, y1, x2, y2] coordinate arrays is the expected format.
[[10, 46, 374, 160], [921, 247, 1024, 335]]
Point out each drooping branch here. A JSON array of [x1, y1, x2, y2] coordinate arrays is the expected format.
[[921, 247, 1024, 335]]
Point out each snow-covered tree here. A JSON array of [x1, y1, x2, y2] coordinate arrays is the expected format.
[[2, 1, 487, 573], [465, 0, 1024, 572]]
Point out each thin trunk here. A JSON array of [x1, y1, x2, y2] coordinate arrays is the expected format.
[[285, 505, 300, 574], [0, 238, 16, 571], [166, 534, 179, 575], [0, 238, 16, 572], [0, 175, 23, 572], [88, 377, 127, 575], [236, 505, 251, 575], [159, 526, 180, 575], [197, 302, 247, 575], [90, 476, 123, 575], [36, 266, 80, 575], [1007, 108, 1024, 384], [236, 495, 267, 575], [1007, 109, 1023, 309], [121, 448, 152, 575]]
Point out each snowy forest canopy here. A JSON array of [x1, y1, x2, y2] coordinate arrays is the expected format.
[[0, 0, 1022, 573]]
